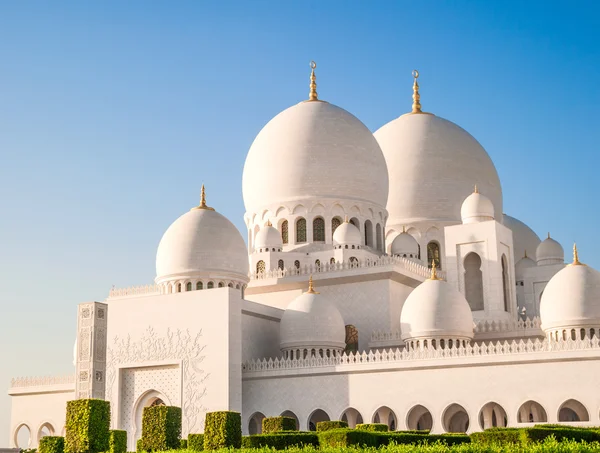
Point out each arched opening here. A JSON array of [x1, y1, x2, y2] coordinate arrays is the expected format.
[[281, 220, 289, 244], [330, 257, 336, 265], [218, 282, 224, 288], [442, 404, 469, 433], [313, 217, 325, 242], [479, 402, 508, 429], [349, 257, 358, 267], [364, 220, 373, 247], [406, 405, 433, 431], [256, 260, 266, 274], [14, 424, 31, 449], [196, 281, 203, 290], [186, 282, 192, 292], [376, 224, 383, 252], [228, 283, 233, 288], [464, 253, 484, 311], [308, 409, 330, 431], [558, 399, 589, 422], [248, 412, 265, 435], [345, 325, 359, 353], [315, 259, 321, 269], [340, 408, 363, 428], [501, 254, 510, 312], [296, 218, 307, 243], [294, 260, 300, 269], [278, 259, 284, 270], [349, 217, 360, 230], [177, 283, 182, 293], [37, 422, 55, 442], [132, 391, 169, 450], [332, 217, 342, 235], [372, 406, 397, 431], [517, 401, 547, 423], [207, 281, 214, 289], [427, 241, 441, 269], [281, 411, 300, 430]]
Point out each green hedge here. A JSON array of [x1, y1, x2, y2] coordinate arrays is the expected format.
[[136, 438, 143, 452], [65, 399, 111, 453], [355, 423, 388, 432], [140, 406, 182, 451], [317, 429, 378, 447], [179, 439, 187, 449], [525, 427, 600, 443], [39, 436, 64, 453], [378, 432, 471, 446], [316, 421, 349, 432], [262, 417, 297, 433], [241, 432, 319, 449], [108, 430, 126, 453], [471, 428, 525, 445], [187, 434, 204, 451], [204, 411, 241, 450]]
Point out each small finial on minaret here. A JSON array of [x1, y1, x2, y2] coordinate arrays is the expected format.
[[411, 69, 422, 113], [309, 61, 318, 101], [572, 243, 583, 266], [307, 275, 319, 294], [548, 232, 551, 239], [402, 225, 406, 233], [524, 249, 528, 258], [430, 260, 440, 280], [344, 215, 349, 223], [191, 184, 215, 211], [474, 184, 478, 194], [266, 219, 272, 227]]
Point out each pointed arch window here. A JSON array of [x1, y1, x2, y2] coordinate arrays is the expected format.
[[502, 254, 510, 312], [186, 282, 192, 292], [331, 217, 342, 235], [464, 252, 484, 311], [177, 283, 182, 293], [345, 325, 359, 353], [256, 260, 266, 274], [207, 281, 214, 289], [281, 220, 289, 244], [376, 224, 383, 252], [364, 220, 373, 247], [196, 281, 203, 290], [315, 259, 321, 269], [427, 241, 441, 269], [278, 259, 284, 270], [313, 217, 325, 242], [296, 218, 307, 243], [330, 257, 336, 265], [294, 260, 300, 269]]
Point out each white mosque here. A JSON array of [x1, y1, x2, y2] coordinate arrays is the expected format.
[[8, 64, 600, 450]]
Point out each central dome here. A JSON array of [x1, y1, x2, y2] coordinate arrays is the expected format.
[[242, 100, 389, 214]]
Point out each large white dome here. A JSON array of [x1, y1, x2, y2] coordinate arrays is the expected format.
[[503, 214, 541, 261], [400, 274, 474, 342], [279, 279, 346, 352], [243, 100, 389, 214], [156, 199, 249, 285], [375, 113, 502, 226], [540, 249, 600, 332]]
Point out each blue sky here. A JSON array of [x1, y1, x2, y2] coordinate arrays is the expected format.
[[0, 1, 599, 442]]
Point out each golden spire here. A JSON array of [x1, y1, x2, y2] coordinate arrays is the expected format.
[[571, 243, 584, 266], [411, 69, 422, 113], [309, 61, 318, 101], [191, 184, 215, 211], [402, 225, 406, 233], [307, 275, 320, 294], [474, 184, 479, 194], [430, 260, 440, 280], [547, 232, 551, 239], [266, 219, 272, 227], [344, 215, 349, 223]]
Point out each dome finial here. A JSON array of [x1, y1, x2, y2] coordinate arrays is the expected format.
[[548, 232, 551, 239], [524, 249, 528, 258], [474, 184, 478, 194], [266, 219, 272, 227], [411, 69, 422, 113], [572, 243, 584, 266], [430, 260, 440, 280], [309, 61, 318, 101], [344, 215, 349, 223], [402, 225, 406, 233], [191, 184, 215, 211], [307, 275, 320, 294]]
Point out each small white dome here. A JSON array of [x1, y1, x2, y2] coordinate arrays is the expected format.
[[332, 220, 361, 246], [375, 112, 502, 227], [540, 250, 600, 332], [400, 275, 474, 342], [461, 188, 495, 224], [156, 196, 249, 284], [391, 231, 419, 257], [243, 100, 389, 214], [503, 214, 541, 261], [254, 223, 283, 251], [515, 255, 537, 279], [536, 235, 564, 266], [280, 279, 346, 352]]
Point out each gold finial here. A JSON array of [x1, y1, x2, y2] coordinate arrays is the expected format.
[[571, 243, 584, 266], [191, 184, 215, 211], [344, 215, 349, 223], [430, 260, 440, 280], [307, 275, 320, 294], [309, 61, 318, 101], [411, 69, 422, 113], [266, 219, 272, 227], [474, 185, 478, 194], [547, 232, 551, 239], [402, 225, 406, 233]]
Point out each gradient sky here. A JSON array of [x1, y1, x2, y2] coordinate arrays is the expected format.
[[1, 1, 599, 443]]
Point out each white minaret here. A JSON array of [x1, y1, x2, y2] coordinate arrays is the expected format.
[[443, 187, 517, 321], [75, 301, 108, 399]]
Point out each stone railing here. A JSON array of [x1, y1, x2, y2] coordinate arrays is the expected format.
[[108, 284, 161, 299], [10, 374, 75, 388], [243, 337, 600, 373], [474, 316, 542, 334], [251, 256, 442, 281]]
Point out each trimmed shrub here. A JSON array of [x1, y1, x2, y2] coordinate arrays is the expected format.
[[179, 439, 187, 449], [203, 411, 241, 450], [39, 436, 65, 453], [316, 421, 349, 432], [525, 426, 600, 443], [136, 438, 144, 452], [317, 429, 378, 447], [140, 406, 182, 451], [355, 423, 388, 432], [187, 434, 204, 451], [262, 417, 297, 433], [108, 430, 126, 453], [471, 428, 527, 445], [377, 432, 471, 446], [65, 399, 111, 453], [241, 432, 319, 449]]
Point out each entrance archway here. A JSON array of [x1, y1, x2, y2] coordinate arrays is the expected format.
[[248, 412, 265, 434], [406, 405, 433, 431], [479, 402, 507, 429], [340, 408, 363, 428], [14, 424, 31, 449], [372, 406, 397, 431], [281, 411, 299, 430], [37, 423, 55, 442], [132, 390, 171, 449], [517, 400, 547, 423], [443, 404, 469, 433], [558, 399, 589, 422], [308, 409, 329, 431]]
